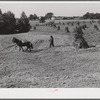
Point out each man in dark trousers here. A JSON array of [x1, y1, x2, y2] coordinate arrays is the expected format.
[[49, 35, 54, 48]]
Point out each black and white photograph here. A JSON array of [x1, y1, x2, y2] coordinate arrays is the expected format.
[[0, 1, 100, 89]]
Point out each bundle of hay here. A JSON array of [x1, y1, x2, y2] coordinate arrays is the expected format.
[[73, 26, 89, 49]]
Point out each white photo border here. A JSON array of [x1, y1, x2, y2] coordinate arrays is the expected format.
[[0, 1, 100, 99]]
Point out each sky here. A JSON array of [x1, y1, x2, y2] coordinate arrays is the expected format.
[[0, 2, 100, 18]]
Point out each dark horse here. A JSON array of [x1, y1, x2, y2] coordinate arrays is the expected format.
[[12, 37, 33, 52]]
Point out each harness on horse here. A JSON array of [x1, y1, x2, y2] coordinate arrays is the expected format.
[[12, 37, 33, 52]]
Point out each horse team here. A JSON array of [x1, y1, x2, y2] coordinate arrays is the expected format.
[[12, 35, 54, 52], [12, 37, 33, 52]]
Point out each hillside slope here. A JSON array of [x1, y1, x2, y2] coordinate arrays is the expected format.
[[0, 31, 100, 88]]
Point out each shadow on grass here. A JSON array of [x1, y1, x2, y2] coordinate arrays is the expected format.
[[24, 48, 48, 53], [23, 44, 68, 53]]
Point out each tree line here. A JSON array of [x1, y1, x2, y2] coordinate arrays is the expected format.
[[81, 12, 100, 19], [0, 9, 31, 34], [1, 8, 100, 35], [0, 10, 54, 34], [29, 12, 54, 23]]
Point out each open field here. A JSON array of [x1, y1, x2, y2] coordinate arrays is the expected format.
[[0, 20, 100, 87]]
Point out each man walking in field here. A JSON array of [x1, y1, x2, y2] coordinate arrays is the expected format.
[[49, 35, 54, 48]]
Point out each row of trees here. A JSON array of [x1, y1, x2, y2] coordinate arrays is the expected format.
[[82, 12, 100, 19], [0, 9, 54, 34], [0, 9, 31, 34], [29, 14, 38, 20], [29, 12, 54, 20], [29, 12, 54, 23], [40, 12, 54, 23]]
